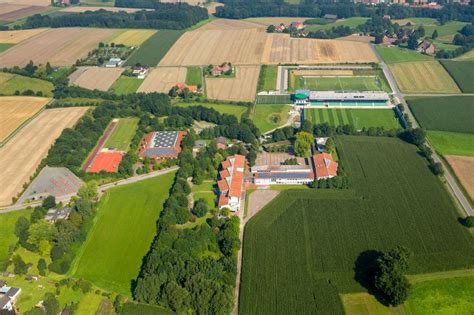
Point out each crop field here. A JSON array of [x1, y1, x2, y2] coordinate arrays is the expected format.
[[257, 65, 278, 92], [185, 66, 202, 86], [427, 131, 474, 156], [61, 6, 148, 13], [159, 19, 268, 66], [0, 0, 51, 6], [0, 96, 50, 142], [69, 67, 124, 91], [376, 45, 433, 64], [304, 108, 400, 129], [0, 43, 12, 53], [0, 28, 118, 67], [73, 171, 176, 295], [305, 17, 369, 32], [125, 30, 184, 67], [0, 72, 53, 96], [137, 67, 187, 93], [206, 65, 260, 102], [107, 29, 157, 46], [389, 61, 460, 93], [174, 102, 247, 118], [103, 117, 138, 152], [0, 28, 47, 44], [262, 34, 377, 64], [440, 60, 474, 93], [407, 96, 474, 134], [455, 49, 474, 61], [240, 136, 474, 315], [122, 302, 174, 315], [109, 76, 142, 95], [252, 104, 291, 133], [0, 106, 88, 206], [0, 3, 49, 22], [445, 156, 474, 200]]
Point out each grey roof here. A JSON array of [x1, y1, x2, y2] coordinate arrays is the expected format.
[[0, 296, 10, 309], [257, 172, 312, 179], [44, 207, 72, 222], [216, 137, 227, 144], [194, 140, 206, 148], [150, 131, 179, 148], [324, 14, 338, 19], [144, 147, 177, 158], [6, 287, 20, 298], [0, 280, 5, 287]]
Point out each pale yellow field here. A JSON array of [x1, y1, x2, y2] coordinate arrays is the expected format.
[[0, 96, 50, 142], [389, 61, 460, 94], [0, 0, 50, 6], [291, 69, 354, 76], [206, 65, 260, 102], [244, 17, 307, 26], [455, 49, 474, 61], [0, 3, 25, 15], [262, 34, 378, 64], [159, 19, 268, 66], [70, 67, 124, 91], [342, 293, 404, 315], [61, 6, 149, 13], [137, 67, 187, 93], [0, 28, 47, 44], [445, 155, 474, 200], [108, 29, 157, 46], [0, 107, 89, 206]]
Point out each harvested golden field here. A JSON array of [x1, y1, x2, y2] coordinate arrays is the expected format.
[[206, 65, 260, 102], [206, 2, 223, 15], [159, 19, 268, 66], [445, 155, 474, 200], [70, 67, 124, 91], [0, 96, 50, 142], [291, 69, 354, 76], [0, 28, 47, 44], [61, 6, 149, 13], [108, 29, 157, 46], [340, 34, 374, 43], [137, 67, 187, 93], [0, 0, 50, 6], [0, 107, 88, 206], [245, 17, 307, 26], [0, 3, 49, 21], [389, 61, 461, 94], [262, 34, 378, 64], [0, 28, 118, 67], [0, 3, 25, 15]]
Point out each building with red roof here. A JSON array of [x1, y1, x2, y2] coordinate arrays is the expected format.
[[217, 155, 245, 212], [312, 153, 338, 180], [88, 152, 124, 173]]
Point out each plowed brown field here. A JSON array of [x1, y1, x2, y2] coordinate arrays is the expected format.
[[0, 4, 48, 21], [445, 155, 474, 200], [206, 65, 260, 102], [137, 67, 187, 93], [70, 67, 124, 91]]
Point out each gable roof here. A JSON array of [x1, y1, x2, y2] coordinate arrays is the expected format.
[[313, 153, 338, 178]]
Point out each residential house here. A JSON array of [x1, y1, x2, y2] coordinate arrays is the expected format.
[[290, 21, 304, 30], [216, 136, 227, 150], [175, 82, 198, 94], [132, 66, 149, 79], [45, 207, 72, 223], [193, 140, 206, 154], [217, 155, 245, 212], [312, 153, 338, 180], [0, 285, 21, 312], [417, 40, 436, 54], [276, 23, 286, 32], [105, 57, 123, 68], [211, 63, 232, 76], [383, 34, 398, 44]]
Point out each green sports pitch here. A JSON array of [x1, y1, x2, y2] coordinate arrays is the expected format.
[[294, 76, 387, 92], [104, 118, 139, 152], [304, 108, 401, 129]]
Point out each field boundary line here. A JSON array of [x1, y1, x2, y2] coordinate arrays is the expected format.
[[407, 269, 474, 284]]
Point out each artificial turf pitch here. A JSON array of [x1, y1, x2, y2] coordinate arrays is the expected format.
[[103, 117, 139, 152], [304, 108, 400, 129]]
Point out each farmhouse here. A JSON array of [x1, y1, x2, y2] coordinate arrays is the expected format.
[[87, 151, 124, 173], [0, 284, 21, 312], [211, 63, 232, 76], [417, 40, 436, 54], [175, 82, 199, 94], [216, 136, 228, 150], [290, 21, 304, 30], [45, 207, 72, 223], [139, 131, 187, 159], [105, 57, 123, 68], [217, 155, 245, 212], [132, 66, 149, 79], [312, 153, 338, 180]]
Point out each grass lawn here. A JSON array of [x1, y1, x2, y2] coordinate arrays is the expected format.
[[186, 67, 202, 86], [0, 72, 53, 96], [376, 45, 433, 64], [252, 104, 291, 133], [72, 171, 176, 296], [192, 180, 214, 193], [305, 17, 369, 32], [173, 102, 247, 118], [79, 0, 115, 6], [0, 43, 13, 53], [295, 76, 384, 91], [427, 131, 474, 156], [0, 208, 33, 271], [455, 49, 474, 61], [103, 117, 138, 151], [304, 108, 400, 130], [192, 180, 216, 209], [109, 76, 142, 95], [257, 65, 278, 92], [440, 60, 474, 93], [122, 302, 174, 315]]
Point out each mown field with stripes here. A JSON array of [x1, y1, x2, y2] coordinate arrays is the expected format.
[[304, 108, 401, 129]]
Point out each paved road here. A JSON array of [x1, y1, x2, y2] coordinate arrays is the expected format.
[[0, 167, 179, 214], [372, 45, 473, 217]]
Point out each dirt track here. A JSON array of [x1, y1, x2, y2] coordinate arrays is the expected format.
[[0, 28, 117, 67], [0, 107, 89, 206], [70, 67, 124, 91], [205, 66, 260, 102], [137, 67, 187, 93], [445, 155, 474, 200]]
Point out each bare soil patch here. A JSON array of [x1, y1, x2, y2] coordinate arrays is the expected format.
[[0, 107, 89, 206], [0, 28, 118, 67], [137, 67, 187, 93], [246, 189, 280, 221], [0, 28, 47, 44], [445, 155, 474, 200], [70, 67, 124, 91], [205, 65, 260, 102]]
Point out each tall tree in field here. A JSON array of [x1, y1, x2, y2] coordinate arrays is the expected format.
[[431, 30, 438, 39], [407, 34, 418, 50], [294, 131, 314, 157]]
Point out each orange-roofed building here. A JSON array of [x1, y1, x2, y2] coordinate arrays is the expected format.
[[217, 154, 245, 212], [312, 153, 338, 180], [88, 152, 124, 173]]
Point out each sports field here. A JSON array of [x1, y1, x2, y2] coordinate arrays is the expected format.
[[390, 61, 460, 94], [376, 45, 433, 64], [252, 104, 291, 133], [109, 76, 142, 95], [0, 72, 53, 96], [72, 171, 176, 296], [103, 117, 138, 152], [407, 96, 474, 134], [295, 76, 383, 91], [440, 60, 474, 93], [239, 136, 474, 314], [107, 29, 157, 46], [174, 102, 247, 118], [427, 131, 474, 156], [304, 108, 400, 129], [257, 65, 278, 92]]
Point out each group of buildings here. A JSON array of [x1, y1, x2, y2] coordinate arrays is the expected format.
[[0, 282, 21, 312], [139, 131, 187, 160]]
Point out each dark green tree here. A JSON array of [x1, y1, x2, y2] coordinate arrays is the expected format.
[[13, 255, 28, 275], [37, 258, 47, 276], [464, 216, 474, 228], [407, 34, 419, 50], [43, 292, 60, 315], [15, 216, 30, 247], [24, 60, 37, 76], [192, 199, 209, 218], [431, 29, 438, 39], [42, 195, 56, 209]]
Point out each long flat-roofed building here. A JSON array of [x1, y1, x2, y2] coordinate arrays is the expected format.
[[139, 131, 186, 159], [252, 164, 314, 185], [217, 155, 245, 212], [295, 89, 389, 107]]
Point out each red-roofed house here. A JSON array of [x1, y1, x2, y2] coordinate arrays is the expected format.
[[312, 153, 338, 180], [211, 63, 232, 76], [290, 21, 304, 30], [176, 82, 198, 94], [217, 155, 245, 212]]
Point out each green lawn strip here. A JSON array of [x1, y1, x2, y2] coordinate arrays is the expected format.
[[335, 109, 344, 124], [125, 30, 184, 67], [305, 17, 368, 32], [73, 171, 176, 296], [121, 302, 174, 315], [306, 109, 400, 129], [440, 60, 474, 93], [253, 104, 291, 133], [317, 109, 324, 123], [0, 72, 53, 96], [427, 131, 474, 156], [103, 117, 139, 151], [173, 102, 247, 118], [191, 180, 214, 192], [257, 65, 278, 92], [175, 213, 213, 230], [345, 109, 354, 125], [109, 76, 142, 95], [376, 45, 433, 64], [0, 208, 33, 271], [269, 185, 310, 191], [185, 67, 202, 86], [327, 109, 336, 126], [0, 43, 14, 53]]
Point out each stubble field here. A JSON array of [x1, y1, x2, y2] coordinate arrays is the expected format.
[[0, 28, 47, 44], [205, 65, 260, 102], [0, 3, 49, 22], [70, 67, 124, 91], [445, 155, 474, 200], [107, 29, 157, 46], [0, 28, 118, 67], [0, 107, 88, 206], [137, 67, 187, 93]]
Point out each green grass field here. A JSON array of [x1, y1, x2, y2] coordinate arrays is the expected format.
[[376, 45, 433, 64], [0, 72, 53, 96], [72, 171, 176, 295], [173, 102, 248, 118], [304, 108, 400, 129], [192, 180, 216, 209], [256, 94, 292, 104], [240, 136, 474, 314], [125, 30, 183, 67], [257, 65, 277, 92], [440, 60, 474, 93], [185, 67, 202, 86], [103, 117, 138, 152], [0, 43, 13, 53], [122, 302, 174, 315], [0, 208, 33, 271], [252, 104, 291, 133], [109, 76, 142, 95], [295, 76, 383, 91], [407, 96, 474, 134], [305, 17, 369, 32], [427, 131, 474, 156]]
